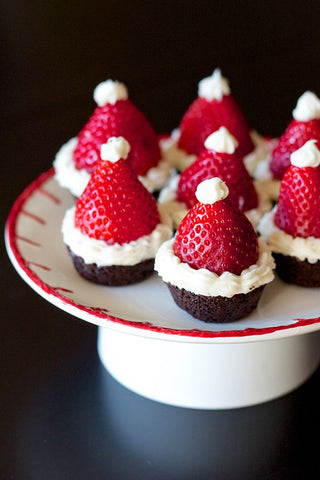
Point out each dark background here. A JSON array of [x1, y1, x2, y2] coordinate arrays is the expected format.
[[1, 1, 320, 479]]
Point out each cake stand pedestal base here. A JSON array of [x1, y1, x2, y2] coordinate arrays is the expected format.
[[97, 327, 320, 410]]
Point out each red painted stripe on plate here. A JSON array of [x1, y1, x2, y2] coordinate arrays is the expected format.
[[21, 209, 46, 225], [16, 235, 41, 247]]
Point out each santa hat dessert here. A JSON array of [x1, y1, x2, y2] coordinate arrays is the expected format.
[[62, 137, 173, 286], [160, 68, 269, 173], [54, 79, 172, 197], [259, 139, 320, 287], [155, 177, 275, 322], [254, 91, 320, 202], [158, 127, 271, 229]]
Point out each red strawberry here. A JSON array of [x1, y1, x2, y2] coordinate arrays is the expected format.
[[174, 178, 259, 276], [177, 147, 258, 212], [274, 164, 320, 239], [270, 119, 320, 179], [73, 82, 161, 176], [178, 92, 254, 158], [74, 137, 160, 244]]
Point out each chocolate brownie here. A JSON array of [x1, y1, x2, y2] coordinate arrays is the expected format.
[[167, 283, 265, 322], [273, 253, 320, 287], [68, 248, 154, 286]]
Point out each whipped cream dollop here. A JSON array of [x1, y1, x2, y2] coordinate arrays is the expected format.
[[100, 136, 131, 162], [258, 207, 320, 264], [204, 127, 238, 154], [292, 91, 320, 122], [62, 206, 173, 267], [290, 139, 320, 168], [93, 79, 128, 106], [196, 177, 229, 204], [155, 238, 275, 297], [198, 68, 230, 101]]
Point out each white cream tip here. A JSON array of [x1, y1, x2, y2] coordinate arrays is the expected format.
[[198, 68, 230, 101], [204, 126, 238, 153], [292, 91, 320, 121], [93, 79, 128, 106], [100, 136, 131, 163], [290, 139, 320, 168], [195, 177, 229, 204]]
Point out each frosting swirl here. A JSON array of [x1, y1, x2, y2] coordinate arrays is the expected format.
[[258, 208, 320, 264], [62, 206, 172, 266], [155, 238, 274, 297]]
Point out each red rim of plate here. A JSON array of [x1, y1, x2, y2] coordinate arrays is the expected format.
[[5, 168, 320, 339]]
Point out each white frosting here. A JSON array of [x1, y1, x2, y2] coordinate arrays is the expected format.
[[196, 177, 229, 204], [53, 137, 90, 197], [160, 129, 273, 175], [290, 139, 320, 168], [157, 174, 187, 228], [159, 130, 196, 171], [292, 91, 320, 122], [245, 184, 273, 230], [54, 137, 172, 196], [158, 173, 180, 204], [244, 131, 272, 177], [93, 79, 128, 106], [258, 207, 320, 264], [204, 127, 238, 153], [155, 238, 275, 298], [100, 137, 131, 162], [62, 206, 173, 267], [253, 178, 281, 203], [198, 69, 230, 101], [244, 132, 280, 202], [137, 159, 174, 193]]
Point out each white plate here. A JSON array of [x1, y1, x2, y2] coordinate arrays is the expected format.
[[5, 169, 320, 344], [5, 169, 320, 408]]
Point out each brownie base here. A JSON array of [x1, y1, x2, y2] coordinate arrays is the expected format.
[[68, 248, 154, 286], [167, 283, 265, 323], [273, 253, 320, 287]]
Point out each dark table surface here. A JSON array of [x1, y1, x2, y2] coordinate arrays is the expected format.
[[2, 2, 320, 479]]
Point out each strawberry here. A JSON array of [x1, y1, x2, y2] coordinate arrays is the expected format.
[[74, 137, 160, 244], [274, 164, 320, 239], [173, 178, 259, 276], [177, 147, 258, 212], [270, 119, 320, 179], [73, 81, 161, 176], [178, 93, 254, 158]]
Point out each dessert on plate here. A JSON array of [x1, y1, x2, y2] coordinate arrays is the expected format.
[[254, 90, 320, 201], [158, 127, 271, 229], [155, 177, 275, 322], [62, 136, 173, 286], [259, 139, 320, 287], [54, 79, 172, 197], [159, 68, 270, 173]]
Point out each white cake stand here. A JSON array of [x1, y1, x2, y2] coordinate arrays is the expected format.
[[5, 169, 320, 409]]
